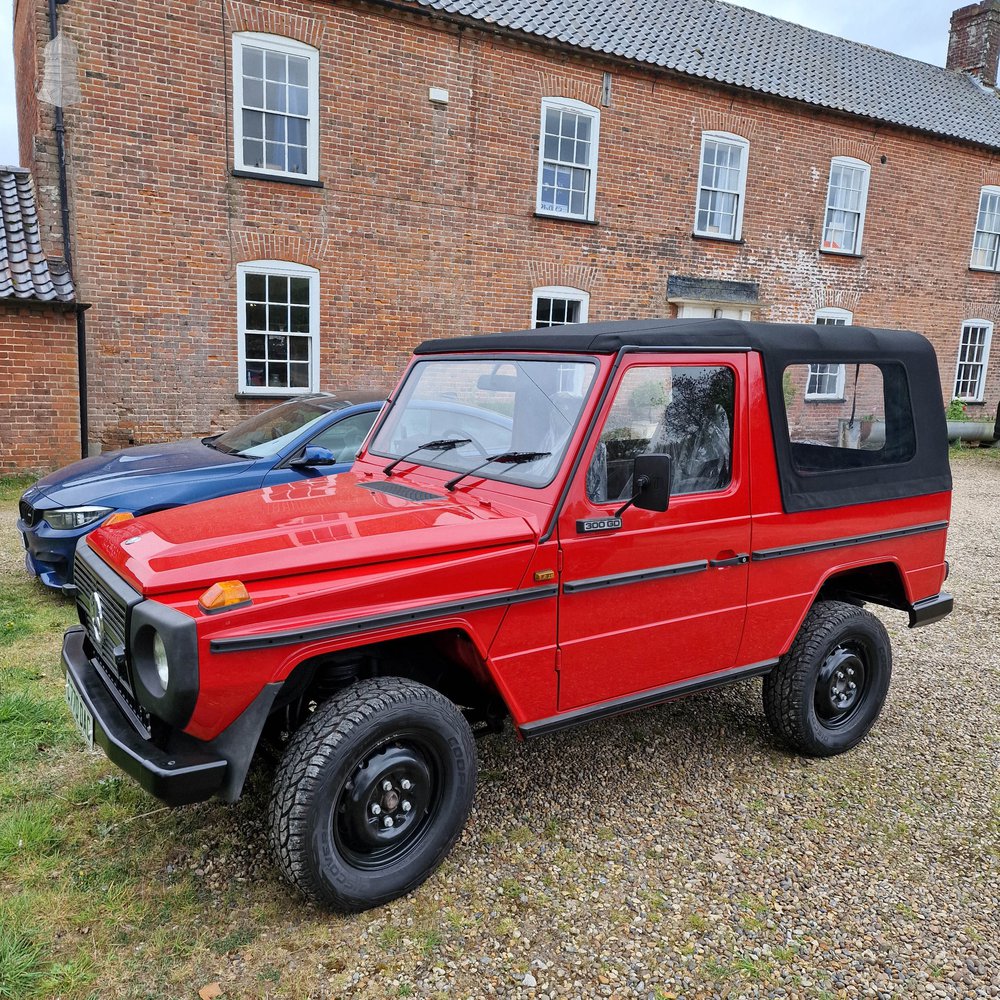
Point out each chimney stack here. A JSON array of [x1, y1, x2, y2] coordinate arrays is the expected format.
[[948, 1, 1000, 88]]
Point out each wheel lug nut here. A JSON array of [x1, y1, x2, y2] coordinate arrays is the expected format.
[[849, 681, 857, 690], [400, 779, 412, 791], [382, 780, 393, 792], [371, 803, 381, 815], [402, 800, 411, 813], [383, 816, 393, 829]]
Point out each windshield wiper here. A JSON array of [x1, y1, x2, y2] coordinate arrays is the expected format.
[[202, 435, 237, 455], [444, 451, 550, 491], [383, 438, 472, 476]]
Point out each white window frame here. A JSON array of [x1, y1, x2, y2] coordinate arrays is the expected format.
[[693, 131, 750, 241], [821, 157, 870, 255], [237, 259, 320, 396], [232, 32, 320, 182], [530, 285, 590, 328], [806, 308, 853, 400], [953, 319, 993, 403], [970, 186, 1000, 272], [535, 98, 600, 222]]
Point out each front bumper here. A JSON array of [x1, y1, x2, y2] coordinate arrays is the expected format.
[[18, 518, 80, 590], [61, 626, 227, 805]]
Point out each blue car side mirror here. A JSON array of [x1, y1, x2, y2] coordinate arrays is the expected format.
[[291, 446, 338, 468]]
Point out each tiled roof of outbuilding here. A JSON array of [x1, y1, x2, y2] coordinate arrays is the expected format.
[[0, 166, 75, 305], [411, 0, 1000, 150]]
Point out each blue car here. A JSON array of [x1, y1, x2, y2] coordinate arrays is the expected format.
[[17, 392, 384, 590]]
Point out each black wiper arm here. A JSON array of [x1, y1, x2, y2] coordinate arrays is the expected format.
[[444, 451, 550, 491], [383, 438, 472, 476]]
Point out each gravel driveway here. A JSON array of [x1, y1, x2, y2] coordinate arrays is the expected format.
[[5, 457, 997, 999]]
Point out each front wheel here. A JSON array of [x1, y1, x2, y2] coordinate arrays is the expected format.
[[268, 677, 477, 911], [763, 601, 892, 756]]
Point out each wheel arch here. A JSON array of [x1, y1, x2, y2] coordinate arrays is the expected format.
[[268, 627, 508, 735], [814, 559, 911, 612]]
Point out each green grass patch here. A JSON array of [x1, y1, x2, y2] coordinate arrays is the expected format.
[[0, 692, 73, 771], [0, 901, 46, 1000], [0, 802, 63, 872], [0, 476, 35, 503]]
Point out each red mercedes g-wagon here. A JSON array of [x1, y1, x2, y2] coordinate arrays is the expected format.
[[61, 319, 953, 910]]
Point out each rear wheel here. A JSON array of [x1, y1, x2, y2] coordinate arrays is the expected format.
[[763, 600, 892, 756], [269, 677, 476, 911]]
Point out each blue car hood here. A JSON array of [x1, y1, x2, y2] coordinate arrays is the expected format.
[[31, 439, 259, 508]]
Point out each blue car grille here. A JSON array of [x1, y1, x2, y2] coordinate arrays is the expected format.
[[73, 550, 151, 733], [19, 499, 40, 527]]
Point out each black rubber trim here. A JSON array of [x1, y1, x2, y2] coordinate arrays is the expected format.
[[62, 626, 227, 806], [562, 559, 708, 594], [907, 592, 953, 628], [519, 659, 779, 738], [210, 585, 559, 653], [751, 521, 948, 562]]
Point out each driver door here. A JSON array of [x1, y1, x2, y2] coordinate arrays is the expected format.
[[556, 355, 751, 711]]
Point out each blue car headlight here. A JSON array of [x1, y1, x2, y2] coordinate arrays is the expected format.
[[42, 506, 115, 530]]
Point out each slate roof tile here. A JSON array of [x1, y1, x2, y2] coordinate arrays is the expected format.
[[0, 166, 75, 305], [410, 0, 1000, 150]]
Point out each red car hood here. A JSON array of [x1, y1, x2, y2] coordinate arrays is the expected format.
[[87, 474, 537, 595]]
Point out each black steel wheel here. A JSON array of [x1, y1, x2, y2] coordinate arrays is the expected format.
[[269, 677, 476, 911], [763, 601, 892, 756]]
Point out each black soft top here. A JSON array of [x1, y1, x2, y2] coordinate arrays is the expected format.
[[416, 319, 952, 513], [414, 318, 935, 363]]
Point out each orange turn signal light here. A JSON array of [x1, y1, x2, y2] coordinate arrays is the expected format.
[[103, 512, 135, 527], [199, 580, 251, 613]]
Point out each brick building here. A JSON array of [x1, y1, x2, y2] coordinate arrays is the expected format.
[[0, 166, 80, 472], [11, 0, 1000, 459]]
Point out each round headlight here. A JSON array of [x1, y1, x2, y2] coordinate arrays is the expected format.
[[153, 632, 169, 690]]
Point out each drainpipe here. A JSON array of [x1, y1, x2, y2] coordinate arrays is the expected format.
[[47, 0, 88, 458]]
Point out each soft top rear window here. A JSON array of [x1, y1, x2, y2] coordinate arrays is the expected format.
[[782, 362, 916, 474]]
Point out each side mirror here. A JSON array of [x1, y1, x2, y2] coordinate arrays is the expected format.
[[615, 453, 672, 516], [291, 445, 337, 469]]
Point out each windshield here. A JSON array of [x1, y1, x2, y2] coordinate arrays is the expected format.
[[213, 398, 339, 457], [370, 358, 597, 487]]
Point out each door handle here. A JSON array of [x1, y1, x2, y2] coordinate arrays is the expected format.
[[709, 552, 749, 568]]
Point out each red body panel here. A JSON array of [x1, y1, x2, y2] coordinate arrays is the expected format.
[[83, 348, 951, 743]]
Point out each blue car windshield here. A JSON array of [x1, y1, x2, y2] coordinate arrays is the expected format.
[[370, 358, 597, 488], [212, 399, 339, 458]]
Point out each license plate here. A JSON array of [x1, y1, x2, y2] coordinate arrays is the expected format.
[[19, 529, 28, 552], [65, 675, 94, 749]]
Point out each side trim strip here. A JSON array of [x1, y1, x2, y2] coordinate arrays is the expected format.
[[751, 520, 948, 562], [210, 585, 559, 654], [562, 559, 708, 594], [519, 659, 778, 738]]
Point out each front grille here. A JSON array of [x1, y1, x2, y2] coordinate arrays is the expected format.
[[19, 499, 39, 526], [74, 549, 150, 732]]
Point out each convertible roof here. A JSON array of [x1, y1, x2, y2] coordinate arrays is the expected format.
[[414, 318, 937, 364], [416, 318, 951, 514]]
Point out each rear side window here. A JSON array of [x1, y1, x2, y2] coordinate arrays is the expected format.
[[782, 362, 916, 472]]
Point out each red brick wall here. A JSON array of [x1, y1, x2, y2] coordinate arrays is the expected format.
[[16, 0, 1000, 450], [0, 305, 80, 473]]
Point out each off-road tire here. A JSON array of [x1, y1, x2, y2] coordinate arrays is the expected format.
[[763, 600, 892, 756], [268, 677, 476, 912]]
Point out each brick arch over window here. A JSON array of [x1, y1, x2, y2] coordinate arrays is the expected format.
[[225, 1, 323, 47], [697, 110, 758, 140], [535, 73, 602, 109], [526, 263, 599, 291], [232, 233, 334, 268]]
